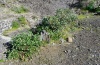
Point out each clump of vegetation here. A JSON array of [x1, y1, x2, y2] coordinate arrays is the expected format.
[[0, 59, 4, 62], [80, 0, 100, 12], [3, 16, 28, 36], [7, 32, 42, 60], [7, 8, 80, 60], [11, 6, 28, 13], [12, 21, 20, 29], [36, 9, 78, 41], [12, 16, 28, 29], [18, 16, 28, 26]]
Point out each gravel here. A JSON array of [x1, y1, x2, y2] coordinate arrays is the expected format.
[[18, 0, 78, 17]]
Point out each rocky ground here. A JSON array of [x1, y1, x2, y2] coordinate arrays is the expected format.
[[0, 16, 100, 65], [0, 35, 11, 60], [0, 0, 100, 65], [0, 0, 77, 34], [0, 0, 78, 17]]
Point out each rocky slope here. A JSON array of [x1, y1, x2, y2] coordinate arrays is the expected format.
[[0, 0, 77, 61], [0, 16, 100, 65], [0, 0, 78, 17], [0, 0, 78, 34], [0, 0, 100, 65]]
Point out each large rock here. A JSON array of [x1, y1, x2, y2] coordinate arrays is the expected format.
[[0, 35, 11, 60], [0, 17, 16, 34], [0, 35, 11, 42], [67, 36, 73, 43]]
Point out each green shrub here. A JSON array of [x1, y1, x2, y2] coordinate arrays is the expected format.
[[36, 9, 78, 31], [86, 0, 95, 11], [12, 21, 20, 29], [7, 8, 80, 60], [46, 9, 78, 30], [81, 0, 100, 12], [35, 9, 78, 40], [96, 7, 100, 12], [7, 32, 41, 60]]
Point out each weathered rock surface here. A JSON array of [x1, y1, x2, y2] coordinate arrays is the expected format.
[[0, 0, 78, 34], [18, 0, 78, 16], [0, 35, 11, 60], [0, 17, 16, 34]]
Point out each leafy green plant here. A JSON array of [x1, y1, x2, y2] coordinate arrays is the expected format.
[[36, 9, 78, 31], [7, 32, 42, 60], [7, 8, 80, 61], [35, 9, 79, 41], [86, 0, 95, 11], [81, 0, 100, 12], [45, 9, 78, 30], [96, 7, 100, 13]]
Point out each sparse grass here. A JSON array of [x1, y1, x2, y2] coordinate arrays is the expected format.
[[3, 25, 30, 36], [78, 14, 87, 20], [3, 28, 17, 36], [78, 13, 93, 20], [0, 4, 5, 7], [12, 21, 20, 29], [11, 6, 28, 13], [3, 16, 28, 35], [18, 16, 28, 26], [12, 16, 28, 29], [0, 59, 4, 62]]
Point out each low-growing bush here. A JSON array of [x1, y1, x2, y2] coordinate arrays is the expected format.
[[47, 9, 78, 30], [80, 0, 100, 12], [36, 9, 78, 31], [35, 9, 79, 41], [7, 32, 41, 60], [7, 8, 80, 60]]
